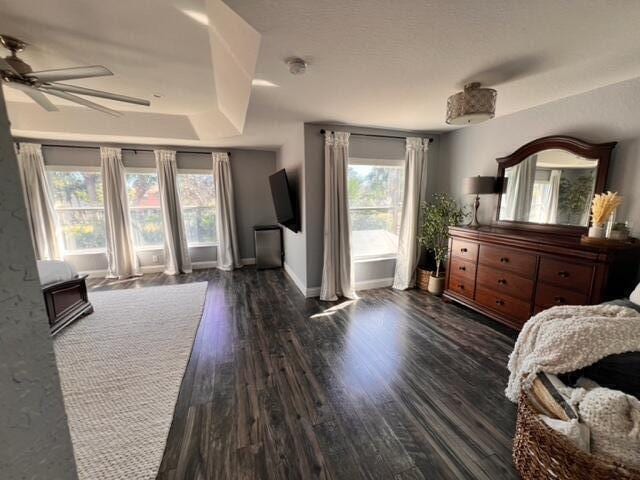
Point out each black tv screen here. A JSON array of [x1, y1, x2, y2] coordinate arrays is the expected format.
[[269, 169, 300, 232]]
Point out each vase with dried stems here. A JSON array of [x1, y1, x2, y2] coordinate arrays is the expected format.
[[589, 192, 623, 238]]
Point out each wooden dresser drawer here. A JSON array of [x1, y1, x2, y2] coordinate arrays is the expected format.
[[479, 245, 536, 278], [450, 256, 476, 281], [476, 286, 532, 323], [538, 257, 594, 294], [535, 282, 588, 310], [448, 273, 475, 299], [476, 264, 534, 302], [451, 238, 479, 262]]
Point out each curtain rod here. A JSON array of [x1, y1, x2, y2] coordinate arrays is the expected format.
[[37, 143, 231, 156], [319, 129, 434, 144]]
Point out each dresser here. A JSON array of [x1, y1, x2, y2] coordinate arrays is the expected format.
[[444, 226, 640, 330]]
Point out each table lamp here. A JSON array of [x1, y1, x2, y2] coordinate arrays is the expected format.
[[462, 176, 495, 227]]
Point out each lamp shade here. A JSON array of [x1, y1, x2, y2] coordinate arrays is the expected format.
[[462, 176, 495, 195], [446, 82, 497, 125]]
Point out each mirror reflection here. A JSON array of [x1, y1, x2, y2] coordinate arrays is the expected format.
[[499, 149, 598, 226]]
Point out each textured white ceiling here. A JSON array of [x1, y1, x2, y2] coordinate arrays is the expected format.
[[228, 0, 640, 132], [1, 0, 260, 142], [4, 0, 640, 148]]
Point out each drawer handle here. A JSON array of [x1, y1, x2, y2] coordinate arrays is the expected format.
[[557, 271, 569, 278], [495, 299, 505, 306], [500, 257, 509, 263], [458, 284, 465, 290], [459, 266, 466, 271], [554, 296, 565, 304], [497, 279, 507, 285], [460, 248, 468, 253]]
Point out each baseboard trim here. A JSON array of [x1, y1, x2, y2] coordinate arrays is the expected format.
[[304, 276, 394, 298], [283, 262, 308, 296], [82, 258, 256, 277], [356, 277, 394, 290], [192, 261, 217, 270]]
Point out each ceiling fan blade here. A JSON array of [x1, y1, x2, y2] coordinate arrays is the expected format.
[[45, 83, 150, 106], [0, 57, 17, 74], [26, 65, 113, 82], [6, 82, 58, 112], [41, 88, 122, 117]]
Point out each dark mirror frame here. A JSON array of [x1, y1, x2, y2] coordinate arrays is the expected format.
[[494, 135, 616, 235]]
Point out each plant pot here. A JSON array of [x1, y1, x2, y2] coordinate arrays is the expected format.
[[427, 275, 445, 295], [416, 268, 432, 291], [588, 225, 605, 238]]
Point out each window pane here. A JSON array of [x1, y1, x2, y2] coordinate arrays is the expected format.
[[177, 174, 216, 245], [126, 173, 164, 248], [348, 164, 404, 258], [48, 171, 103, 208], [47, 171, 107, 252]]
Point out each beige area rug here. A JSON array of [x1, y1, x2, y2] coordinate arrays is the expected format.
[[54, 282, 208, 480]]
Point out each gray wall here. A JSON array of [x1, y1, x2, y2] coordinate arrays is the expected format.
[[0, 92, 78, 478], [25, 141, 277, 273], [437, 77, 640, 235], [303, 123, 440, 291], [275, 123, 307, 289]]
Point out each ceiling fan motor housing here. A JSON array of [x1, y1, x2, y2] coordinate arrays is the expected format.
[[4, 55, 32, 76]]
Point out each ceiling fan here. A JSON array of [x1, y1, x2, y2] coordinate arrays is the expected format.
[[0, 34, 150, 117]]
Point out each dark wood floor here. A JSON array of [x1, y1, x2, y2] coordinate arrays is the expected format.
[[88, 268, 519, 480]]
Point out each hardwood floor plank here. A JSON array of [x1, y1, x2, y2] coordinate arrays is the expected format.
[[88, 267, 518, 479]]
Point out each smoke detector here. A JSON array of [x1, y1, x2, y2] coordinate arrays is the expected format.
[[285, 57, 307, 75]]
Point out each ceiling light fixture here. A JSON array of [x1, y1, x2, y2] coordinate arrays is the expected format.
[[285, 57, 307, 75], [251, 78, 278, 87], [181, 9, 209, 26], [446, 82, 497, 125]]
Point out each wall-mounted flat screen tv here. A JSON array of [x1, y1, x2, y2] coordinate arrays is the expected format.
[[269, 169, 300, 232]]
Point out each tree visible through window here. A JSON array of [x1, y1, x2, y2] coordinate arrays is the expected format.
[[348, 162, 405, 259], [126, 172, 163, 248], [177, 173, 216, 245], [47, 170, 106, 252]]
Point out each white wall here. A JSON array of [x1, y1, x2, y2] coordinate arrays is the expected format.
[[0, 91, 78, 479], [275, 123, 308, 292], [437, 77, 640, 235]]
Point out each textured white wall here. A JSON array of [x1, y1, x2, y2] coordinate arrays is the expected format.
[[0, 90, 78, 477], [437, 77, 640, 235], [276, 122, 308, 290]]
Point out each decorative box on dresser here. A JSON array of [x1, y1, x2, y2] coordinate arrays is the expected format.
[[444, 226, 640, 330]]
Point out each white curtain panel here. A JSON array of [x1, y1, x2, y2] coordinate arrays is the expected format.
[[212, 152, 241, 271], [393, 137, 429, 290], [155, 149, 192, 275], [100, 147, 140, 278], [542, 169, 562, 224], [320, 131, 356, 301], [17, 142, 63, 260], [504, 154, 537, 222]]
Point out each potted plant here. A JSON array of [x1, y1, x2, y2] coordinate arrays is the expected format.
[[418, 193, 467, 295]]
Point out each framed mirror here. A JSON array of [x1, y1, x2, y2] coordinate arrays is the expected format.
[[495, 136, 616, 233]]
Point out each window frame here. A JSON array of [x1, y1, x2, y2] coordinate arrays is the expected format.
[[347, 157, 405, 262], [46, 165, 107, 256], [176, 169, 218, 248]]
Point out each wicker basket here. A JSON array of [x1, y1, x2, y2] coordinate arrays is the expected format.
[[416, 268, 432, 291], [514, 393, 640, 480]]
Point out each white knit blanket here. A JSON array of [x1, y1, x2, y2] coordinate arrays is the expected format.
[[506, 304, 640, 402]]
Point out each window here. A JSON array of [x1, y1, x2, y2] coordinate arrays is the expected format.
[[177, 173, 216, 245], [348, 159, 405, 259], [126, 172, 164, 248], [47, 169, 106, 253]]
